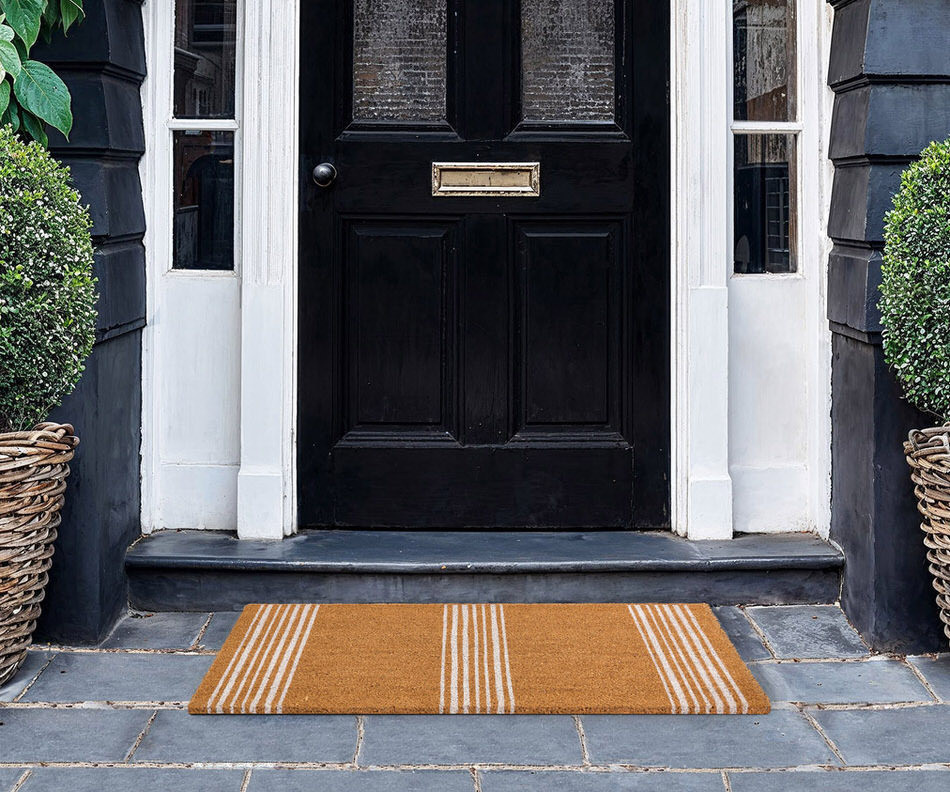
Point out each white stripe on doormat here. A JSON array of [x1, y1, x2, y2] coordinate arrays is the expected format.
[[273, 604, 321, 714], [207, 604, 275, 714]]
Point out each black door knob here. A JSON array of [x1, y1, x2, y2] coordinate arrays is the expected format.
[[312, 162, 337, 187]]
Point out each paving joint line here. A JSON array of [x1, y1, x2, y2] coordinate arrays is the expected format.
[[1, 701, 187, 710], [10, 652, 57, 703], [239, 768, 253, 792], [9, 770, 31, 792], [1, 761, 949, 772], [720, 769, 732, 791], [802, 700, 942, 711], [470, 767, 482, 792], [192, 613, 216, 651], [353, 715, 365, 767], [903, 657, 943, 702], [737, 606, 779, 659], [572, 715, 591, 766], [28, 646, 216, 656], [799, 706, 847, 765], [123, 709, 159, 763]]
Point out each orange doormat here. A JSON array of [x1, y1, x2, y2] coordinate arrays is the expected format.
[[189, 603, 770, 715]]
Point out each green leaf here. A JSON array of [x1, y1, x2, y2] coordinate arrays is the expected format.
[[13, 60, 71, 137], [1, 98, 19, 132], [0, 38, 21, 79], [0, 23, 14, 41], [19, 105, 46, 145], [0, 79, 10, 117], [0, 0, 45, 48], [60, 0, 82, 32]]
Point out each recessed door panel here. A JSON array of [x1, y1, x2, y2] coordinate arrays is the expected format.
[[344, 222, 457, 437], [514, 221, 624, 433]]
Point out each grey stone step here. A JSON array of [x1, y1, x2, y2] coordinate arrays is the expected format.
[[127, 530, 842, 611]]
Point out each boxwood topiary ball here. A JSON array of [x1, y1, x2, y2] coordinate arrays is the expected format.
[[880, 139, 950, 424], [0, 125, 96, 432]]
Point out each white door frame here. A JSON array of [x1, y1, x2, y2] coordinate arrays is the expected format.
[[230, 0, 730, 541], [234, 0, 301, 538]]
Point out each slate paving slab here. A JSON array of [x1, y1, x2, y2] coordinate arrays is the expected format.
[[746, 606, 868, 659], [480, 770, 724, 791], [0, 769, 25, 792], [812, 704, 950, 766], [713, 607, 771, 661], [20, 651, 213, 703], [197, 611, 242, 650], [907, 654, 950, 702], [750, 659, 932, 704], [581, 710, 838, 769], [19, 768, 245, 792], [0, 708, 151, 763], [728, 770, 950, 791], [0, 652, 52, 702], [100, 612, 211, 650], [132, 709, 356, 763], [360, 715, 583, 766], [246, 769, 475, 792]]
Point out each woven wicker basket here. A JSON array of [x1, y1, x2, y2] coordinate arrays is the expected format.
[[905, 426, 950, 646], [0, 423, 77, 686]]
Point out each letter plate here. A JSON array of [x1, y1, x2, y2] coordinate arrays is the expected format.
[[431, 162, 540, 197]]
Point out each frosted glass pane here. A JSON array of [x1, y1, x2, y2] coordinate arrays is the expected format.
[[522, 0, 615, 122], [733, 0, 797, 122], [353, 0, 447, 121]]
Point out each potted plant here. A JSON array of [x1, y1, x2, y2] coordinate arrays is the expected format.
[[880, 138, 950, 646], [0, 126, 95, 685]]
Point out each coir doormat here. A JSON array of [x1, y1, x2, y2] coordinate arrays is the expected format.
[[189, 603, 770, 715]]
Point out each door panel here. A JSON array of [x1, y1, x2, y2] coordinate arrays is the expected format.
[[344, 222, 458, 435], [298, 0, 670, 528], [514, 221, 623, 432]]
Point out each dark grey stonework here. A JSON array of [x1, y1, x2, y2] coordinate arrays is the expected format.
[[126, 530, 843, 610], [826, 0, 950, 653], [32, 0, 147, 644]]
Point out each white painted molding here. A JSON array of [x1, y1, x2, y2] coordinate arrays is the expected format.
[[670, 0, 734, 540], [236, 0, 300, 539]]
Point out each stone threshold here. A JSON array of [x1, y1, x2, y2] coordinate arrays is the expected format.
[[126, 530, 843, 612]]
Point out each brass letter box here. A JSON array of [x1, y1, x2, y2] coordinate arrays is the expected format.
[[431, 162, 541, 197]]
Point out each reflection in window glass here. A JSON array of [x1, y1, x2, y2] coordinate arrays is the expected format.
[[734, 134, 797, 274], [174, 0, 238, 119], [353, 0, 447, 121], [173, 131, 234, 270], [521, 0, 615, 122], [733, 0, 796, 122]]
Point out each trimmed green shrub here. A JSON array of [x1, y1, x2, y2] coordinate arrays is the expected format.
[[0, 124, 95, 432], [880, 138, 950, 423]]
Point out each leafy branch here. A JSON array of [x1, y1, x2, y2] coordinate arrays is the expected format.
[[0, 0, 83, 146]]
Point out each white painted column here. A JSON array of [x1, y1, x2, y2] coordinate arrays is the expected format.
[[236, 0, 300, 539], [670, 0, 734, 540]]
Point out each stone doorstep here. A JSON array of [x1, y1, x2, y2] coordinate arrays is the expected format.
[[126, 530, 844, 611]]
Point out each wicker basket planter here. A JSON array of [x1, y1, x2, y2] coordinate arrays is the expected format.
[[905, 426, 950, 646], [0, 423, 78, 686]]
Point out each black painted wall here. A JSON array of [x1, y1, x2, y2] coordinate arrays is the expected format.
[[32, 1, 147, 644], [827, 0, 950, 652]]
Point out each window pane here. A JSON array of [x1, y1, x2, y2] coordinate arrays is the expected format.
[[734, 134, 797, 274], [353, 0, 447, 121], [521, 0, 615, 122], [174, 0, 238, 119], [733, 0, 796, 122], [173, 130, 234, 270]]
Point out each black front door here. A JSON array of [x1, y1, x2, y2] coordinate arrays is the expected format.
[[299, 0, 669, 528]]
